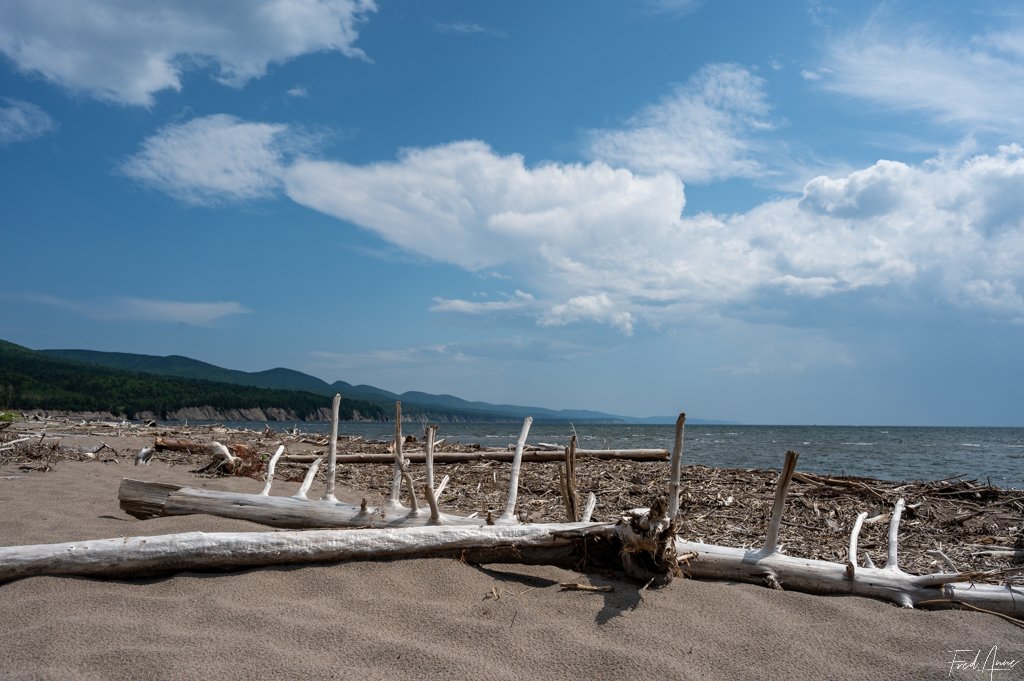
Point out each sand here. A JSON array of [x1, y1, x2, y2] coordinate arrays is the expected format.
[[1, 457, 1021, 680]]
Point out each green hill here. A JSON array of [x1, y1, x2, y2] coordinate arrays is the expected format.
[[1, 340, 384, 421], [40, 347, 632, 422], [24, 343, 730, 424]]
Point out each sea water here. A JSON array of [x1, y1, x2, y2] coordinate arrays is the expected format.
[[217, 422, 1024, 490]]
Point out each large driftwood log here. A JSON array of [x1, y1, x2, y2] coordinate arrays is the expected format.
[[0, 505, 678, 585], [118, 478, 478, 528]]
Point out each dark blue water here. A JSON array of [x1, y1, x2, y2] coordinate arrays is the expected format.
[[222, 422, 1024, 489]]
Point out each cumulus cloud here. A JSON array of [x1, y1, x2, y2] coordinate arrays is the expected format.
[[120, 114, 299, 204], [119, 111, 1024, 332], [0, 0, 376, 106], [798, 160, 911, 218], [586, 63, 773, 183], [820, 17, 1024, 134], [284, 140, 686, 272], [0, 98, 56, 145], [285, 140, 1024, 329], [540, 294, 636, 336]]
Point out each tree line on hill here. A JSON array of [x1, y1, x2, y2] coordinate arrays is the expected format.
[[0, 340, 386, 421]]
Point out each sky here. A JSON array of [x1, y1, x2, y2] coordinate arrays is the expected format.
[[1, 0, 1023, 425]]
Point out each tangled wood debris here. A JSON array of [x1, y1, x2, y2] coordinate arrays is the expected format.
[[2, 409, 1023, 621], [1, 415, 1021, 579]]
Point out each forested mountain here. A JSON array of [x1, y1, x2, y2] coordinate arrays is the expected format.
[[39, 347, 635, 422], [0, 340, 383, 421], [16, 343, 726, 424]]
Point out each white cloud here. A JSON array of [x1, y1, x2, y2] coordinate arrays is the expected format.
[[120, 114, 297, 204], [0, 0, 376, 106], [311, 344, 460, 370], [287, 85, 309, 98], [433, 22, 501, 36], [431, 290, 535, 314], [112, 298, 251, 325], [821, 18, 1024, 134], [540, 294, 635, 336], [25, 293, 250, 325], [585, 63, 773, 183], [284, 140, 685, 272], [285, 140, 1024, 330], [0, 98, 56, 145], [123, 111, 1024, 333]]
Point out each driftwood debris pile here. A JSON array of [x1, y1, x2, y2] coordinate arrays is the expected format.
[[1, 415, 1021, 579]]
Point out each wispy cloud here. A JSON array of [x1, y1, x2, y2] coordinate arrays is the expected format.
[[287, 85, 309, 98], [24, 294, 250, 325], [585, 63, 774, 183], [120, 114, 299, 205], [0, 0, 377, 106], [819, 13, 1024, 135], [310, 344, 461, 370], [0, 98, 56, 145], [645, 0, 705, 18], [312, 335, 591, 370], [433, 21, 504, 37], [431, 290, 535, 314]]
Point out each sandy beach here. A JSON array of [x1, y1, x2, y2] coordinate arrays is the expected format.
[[0, 424, 1021, 680]]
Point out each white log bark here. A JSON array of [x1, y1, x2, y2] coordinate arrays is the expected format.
[[0, 522, 611, 583]]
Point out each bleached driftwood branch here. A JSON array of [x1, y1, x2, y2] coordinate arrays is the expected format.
[[322, 393, 341, 503], [0, 504, 679, 586]]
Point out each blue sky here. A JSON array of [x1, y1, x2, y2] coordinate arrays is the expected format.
[[2, 0, 1023, 425]]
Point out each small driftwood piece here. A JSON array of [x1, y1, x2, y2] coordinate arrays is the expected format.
[[323, 393, 341, 503], [141, 437, 258, 474], [560, 435, 580, 521]]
